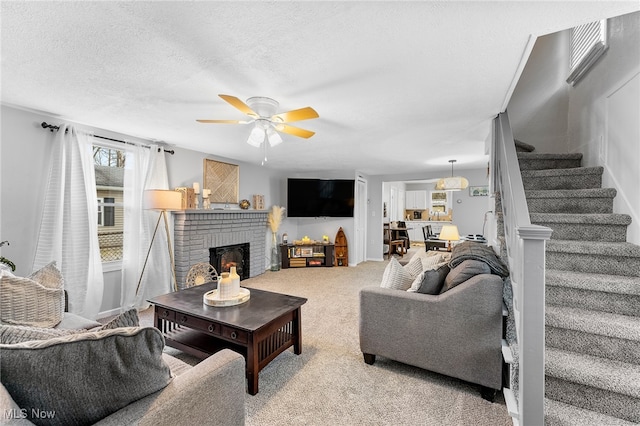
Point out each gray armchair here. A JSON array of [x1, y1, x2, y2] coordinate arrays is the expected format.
[[359, 273, 504, 396]]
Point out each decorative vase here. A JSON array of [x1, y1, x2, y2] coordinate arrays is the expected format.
[[229, 266, 240, 297], [218, 272, 232, 299], [270, 232, 281, 271]]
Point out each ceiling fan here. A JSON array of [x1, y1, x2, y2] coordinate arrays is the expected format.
[[197, 94, 319, 148]]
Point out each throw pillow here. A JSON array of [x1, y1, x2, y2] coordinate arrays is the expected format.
[[441, 259, 491, 293], [0, 309, 140, 345], [98, 308, 139, 330], [0, 265, 65, 328], [420, 253, 445, 271], [417, 264, 451, 294], [0, 327, 172, 426], [28, 262, 64, 290], [380, 257, 414, 291], [403, 255, 423, 279], [0, 324, 81, 345]]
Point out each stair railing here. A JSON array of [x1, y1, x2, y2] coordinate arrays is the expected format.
[[492, 111, 552, 426]]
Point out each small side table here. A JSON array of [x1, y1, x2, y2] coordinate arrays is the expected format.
[[425, 239, 448, 251]]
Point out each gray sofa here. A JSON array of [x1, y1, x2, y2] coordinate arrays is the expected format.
[[1, 312, 246, 425], [1, 341, 246, 426], [359, 272, 504, 394]]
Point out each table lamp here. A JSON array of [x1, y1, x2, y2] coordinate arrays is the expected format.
[[136, 189, 183, 295], [439, 224, 460, 252]]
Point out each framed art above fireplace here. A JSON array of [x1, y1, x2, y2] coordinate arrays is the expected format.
[[203, 159, 239, 203]]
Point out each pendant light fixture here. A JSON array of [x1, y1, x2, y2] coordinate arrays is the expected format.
[[435, 159, 469, 191]]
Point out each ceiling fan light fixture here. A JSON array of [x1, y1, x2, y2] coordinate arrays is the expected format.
[[435, 160, 469, 191], [266, 126, 283, 147], [247, 126, 264, 147]]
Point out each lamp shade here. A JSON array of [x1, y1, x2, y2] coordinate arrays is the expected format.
[[439, 224, 460, 242], [247, 126, 265, 147], [266, 126, 283, 146], [435, 176, 469, 191], [144, 189, 183, 211]]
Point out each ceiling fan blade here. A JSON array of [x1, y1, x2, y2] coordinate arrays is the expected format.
[[271, 107, 319, 123], [276, 124, 316, 139], [219, 94, 259, 118], [196, 119, 250, 124]]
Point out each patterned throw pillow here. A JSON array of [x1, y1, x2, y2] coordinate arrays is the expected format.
[[0, 263, 65, 328], [421, 253, 445, 271], [0, 324, 81, 345], [403, 255, 423, 279], [28, 262, 64, 290], [0, 327, 172, 426], [380, 257, 414, 291], [0, 309, 140, 345]]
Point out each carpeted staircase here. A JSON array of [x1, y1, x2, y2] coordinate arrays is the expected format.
[[516, 149, 640, 425]]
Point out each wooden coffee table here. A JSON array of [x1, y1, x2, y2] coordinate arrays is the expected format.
[[148, 283, 307, 395]]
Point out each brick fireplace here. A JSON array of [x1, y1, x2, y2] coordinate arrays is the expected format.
[[173, 210, 269, 289]]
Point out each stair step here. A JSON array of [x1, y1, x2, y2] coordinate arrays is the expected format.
[[545, 348, 640, 422], [526, 188, 616, 214], [546, 305, 640, 364], [546, 240, 640, 277], [531, 213, 631, 242], [545, 398, 637, 426], [522, 166, 603, 190], [515, 139, 536, 152], [546, 269, 640, 316], [518, 152, 583, 170]]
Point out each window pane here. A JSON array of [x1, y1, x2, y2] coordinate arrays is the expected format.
[[95, 145, 124, 262]]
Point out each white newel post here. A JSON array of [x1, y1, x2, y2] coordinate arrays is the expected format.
[[517, 225, 552, 426]]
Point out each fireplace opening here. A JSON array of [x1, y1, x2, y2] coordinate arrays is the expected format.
[[210, 243, 250, 280]]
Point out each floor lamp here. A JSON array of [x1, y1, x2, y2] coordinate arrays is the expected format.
[[136, 189, 183, 295]]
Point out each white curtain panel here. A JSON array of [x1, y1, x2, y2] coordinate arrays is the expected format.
[[120, 145, 172, 309], [34, 124, 104, 319]]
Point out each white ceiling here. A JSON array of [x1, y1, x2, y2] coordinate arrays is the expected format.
[[2, 1, 638, 175]]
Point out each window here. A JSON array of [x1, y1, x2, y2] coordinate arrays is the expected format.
[[97, 197, 115, 227], [567, 20, 608, 86], [97, 197, 104, 226], [94, 146, 124, 262]]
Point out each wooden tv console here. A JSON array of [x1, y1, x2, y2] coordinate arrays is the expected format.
[[280, 243, 334, 268]]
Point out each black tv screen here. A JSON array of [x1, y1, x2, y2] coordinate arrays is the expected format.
[[287, 178, 355, 218]]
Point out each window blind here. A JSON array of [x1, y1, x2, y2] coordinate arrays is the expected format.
[[567, 20, 607, 85]]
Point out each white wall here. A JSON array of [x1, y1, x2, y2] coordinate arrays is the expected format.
[[368, 166, 491, 261], [0, 105, 288, 314], [508, 12, 639, 244], [567, 11, 640, 244], [403, 169, 493, 237], [508, 31, 570, 153]]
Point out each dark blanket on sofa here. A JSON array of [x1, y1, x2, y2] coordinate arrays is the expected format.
[[449, 241, 509, 277]]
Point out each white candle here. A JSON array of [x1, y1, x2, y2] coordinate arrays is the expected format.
[[202, 189, 211, 197], [193, 182, 200, 194]]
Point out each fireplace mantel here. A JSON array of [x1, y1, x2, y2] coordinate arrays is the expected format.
[[173, 209, 269, 289]]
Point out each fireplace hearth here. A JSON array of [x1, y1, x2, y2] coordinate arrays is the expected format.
[[210, 243, 250, 280]]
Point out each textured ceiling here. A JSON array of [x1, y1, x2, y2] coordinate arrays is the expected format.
[[2, 1, 638, 174]]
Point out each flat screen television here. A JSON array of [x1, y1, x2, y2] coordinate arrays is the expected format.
[[287, 178, 355, 218]]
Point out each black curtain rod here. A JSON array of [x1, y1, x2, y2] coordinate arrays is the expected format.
[[40, 122, 175, 155]]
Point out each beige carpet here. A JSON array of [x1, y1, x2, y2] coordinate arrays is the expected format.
[[140, 256, 511, 426]]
